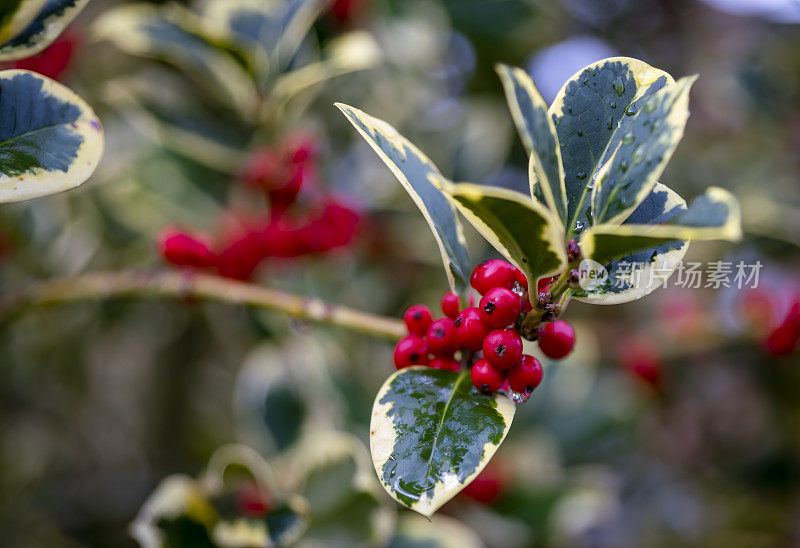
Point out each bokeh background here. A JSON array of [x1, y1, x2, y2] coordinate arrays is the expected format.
[[1, 0, 800, 546]]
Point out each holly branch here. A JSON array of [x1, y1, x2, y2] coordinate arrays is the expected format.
[[0, 269, 406, 340]]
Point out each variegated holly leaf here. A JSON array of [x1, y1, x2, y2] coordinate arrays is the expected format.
[[436, 180, 567, 292], [0, 70, 104, 203], [591, 76, 696, 226], [0, 0, 89, 61], [0, 1, 47, 45], [370, 367, 515, 517], [336, 103, 471, 292], [93, 3, 258, 116], [496, 64, 567, 222], [550, 57, 674, 239], [573, 182, 689, 304], [582, 186, 741, 266], [202, 0, 328, 78]]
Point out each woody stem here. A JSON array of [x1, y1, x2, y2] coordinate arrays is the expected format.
[[0, 269, 406, 341]]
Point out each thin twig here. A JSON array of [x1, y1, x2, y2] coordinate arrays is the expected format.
[[0, 270, 406, 340]]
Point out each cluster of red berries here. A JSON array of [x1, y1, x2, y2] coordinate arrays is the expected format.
[[765, 300, 800, 356], [394, 259, 576, 400], [159, 135, 361, 280]]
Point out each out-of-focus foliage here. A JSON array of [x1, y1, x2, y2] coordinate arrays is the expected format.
[[1, 0, 800, 546]]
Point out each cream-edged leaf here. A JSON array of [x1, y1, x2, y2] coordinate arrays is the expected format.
[[0, 0, 89, 61], [496, 63, 567, 222], [591, 76, 696, 226], [550, 57, 674, 239], [0, 1, 47, 45], [93, 3, 258, 116], [582, 186, 741, 266], [574, 182, 688, 304], [273, 31, 381, 103], [370, 367, 515, 517], [202, 0, 328, 75], [336, 103, 471, 292], [437, 180, 567, 291], [0, 70, 104, 203]]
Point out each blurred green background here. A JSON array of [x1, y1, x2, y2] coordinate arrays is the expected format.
[[1, 0, 800, 546]]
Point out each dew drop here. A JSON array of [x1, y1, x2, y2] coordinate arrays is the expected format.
[[644, 98, 657, 113], [577, 129, 584, 137], [625, 102, 638, 116], [610, 101, 617, 109], [622, 131, 635, 144], [632, 145, 645, 163], [620, 159, 629, 173], [507, 390, 531, 404], [612, 76, 625, 97], [577, 171, 587, 180]]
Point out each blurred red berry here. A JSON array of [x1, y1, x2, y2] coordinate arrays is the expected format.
[[404, 304, 433, 335], [394, 336, 428, 369], [13, 31, 77, 81], [461, 463, 506, 504], [159, 229, 215, 269], [538, 320, 575, 360], [470, 259, 517, 294], [454, 307, 490, 351], [430, 356, 461, 371], [482, 328, 523, 370], [479, 287, 522, 328], [764, 301, 800, 356], [215, 232, 265, 280], [471, 359, 505, 393], [618, 336, 663, 390], [508, 354, 543, 394], [427, 318, 458, 356], [236, 483, 273, 517], [441, 292, 460, 318]]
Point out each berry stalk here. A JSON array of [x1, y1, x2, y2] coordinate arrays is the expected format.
[[0, 269, 406, 340]]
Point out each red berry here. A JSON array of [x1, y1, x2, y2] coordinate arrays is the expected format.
[[393, 336, 428, 369], [14, 32, 77, 81], [507, 355, 543, 393], [441, 292, 460, 319], [513, 268, 527, 290], [426, 318, 458, 355], [537, 276, 555, 292], [454, 307, 491, 350], [470, 259, 517, 294], [471, 359, 506, 393], [460, 463, 506, 504], [159, 229, 216, 268], [538, 320, 575, 359], [479, 287, 522, 328], [618, 336, 663, 389], [404, 305, 433, 335], [430, 356, 461, 371], [482, 328, 523, 369]]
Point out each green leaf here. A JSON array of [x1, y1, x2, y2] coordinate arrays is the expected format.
[[370, 367, 515, 517], [0, 70, 104, 203], [0, 0, 89, 61], [436, 180, 567, 291], [93, 3, 258, 116], [0, 1, 47, 45], [336, 103, 471, 292], [573, 182, 689, 304], [550, 57, 674, 238], [591, 76, 696, 226], [581, 186, 741, 266], [496, 64, 567, 222]]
